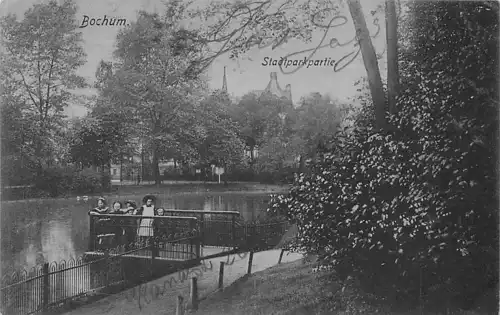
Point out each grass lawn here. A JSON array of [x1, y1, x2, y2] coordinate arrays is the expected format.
[[194, 257, 496, 315]]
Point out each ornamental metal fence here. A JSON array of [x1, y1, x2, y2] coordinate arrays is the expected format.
[[0, 231, 199, 315], [1, 217, 291, 315]]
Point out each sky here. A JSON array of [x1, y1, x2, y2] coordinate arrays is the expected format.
[[204, 0, 389, 104], [1, 0, 390, 116]]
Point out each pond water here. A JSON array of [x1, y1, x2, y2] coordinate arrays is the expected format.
[[0, 191, 274, 275]]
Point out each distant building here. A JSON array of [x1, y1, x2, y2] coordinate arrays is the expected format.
[[249, 72, 292, 102]]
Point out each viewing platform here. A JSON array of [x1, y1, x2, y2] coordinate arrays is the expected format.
[[1, 210, 290, 315], [86, 210, 242, 263]]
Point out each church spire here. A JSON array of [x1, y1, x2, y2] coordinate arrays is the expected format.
[[222, 66, 227, 93]]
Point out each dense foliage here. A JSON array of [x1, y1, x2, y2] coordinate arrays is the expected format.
[[269, 1, 498, 310], [0, 0, 87, 181], [33, 167, 108, 197]]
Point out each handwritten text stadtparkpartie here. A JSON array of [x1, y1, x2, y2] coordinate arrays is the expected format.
[[260, 9, 381, 75]]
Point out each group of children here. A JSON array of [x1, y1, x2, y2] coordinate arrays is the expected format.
[[89, 195, 166, 217], [89, 194, 167, 245]]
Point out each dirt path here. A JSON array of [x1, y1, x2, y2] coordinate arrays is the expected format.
[[63, 249, 303, 315]]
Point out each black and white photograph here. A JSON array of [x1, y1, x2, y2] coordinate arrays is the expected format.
[[0, 0, 498, 314]]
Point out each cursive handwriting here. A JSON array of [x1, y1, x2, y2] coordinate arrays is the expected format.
[[126, 250, 249, 310], [196, 4, 382, 76], [276, 9, 381, 75]]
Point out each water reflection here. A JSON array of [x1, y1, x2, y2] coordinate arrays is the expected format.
[[1, 193, 271, 275], [41, 220, 77, 266]]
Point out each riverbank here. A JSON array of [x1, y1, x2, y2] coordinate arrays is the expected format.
[[194, 258, 496, 315], [1, 182, 289, 203]]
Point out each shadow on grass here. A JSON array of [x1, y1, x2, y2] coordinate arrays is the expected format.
[[194, 258, 497, 315]]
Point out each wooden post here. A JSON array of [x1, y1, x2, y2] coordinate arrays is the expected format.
[[190, 277, 198, 310], [218, 261, 225, 290], [247, 251, 254, 275], [42, 263, 49, 311], [278, 249, 285, 264], [176, 295, 184, 315]]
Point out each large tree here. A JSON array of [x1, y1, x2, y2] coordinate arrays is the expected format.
[[68, 112, 131, 172], [0, 0, 87, 172], [346, 0, 386, 130], [385, 0, 399, 115], [293, 92, 347, 170], [98, 5, 206, 186], [231, 92, 294, 162], [196, 91, 246, 171]]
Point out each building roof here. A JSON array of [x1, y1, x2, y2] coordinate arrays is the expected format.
[[223, 69, 292, 102], [264, 72, 292, 101]]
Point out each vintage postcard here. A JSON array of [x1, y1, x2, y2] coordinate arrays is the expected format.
[[0, 0, 498, 314]]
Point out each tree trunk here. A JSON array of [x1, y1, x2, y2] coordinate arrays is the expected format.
[[298, 155, 305, 173], [386, 0, 399, 115], [152, 142, 161, 187], [120, 152, 123, 182], [347, 0, 387, 131]]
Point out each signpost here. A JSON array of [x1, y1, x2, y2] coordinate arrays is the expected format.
[[214, 167, 225, 183]]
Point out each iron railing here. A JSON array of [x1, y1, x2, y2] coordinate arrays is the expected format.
[[1, 217, 291, 315], [162, 210, 240, 248], [89, 214, 199, 251], [0, 241, 148, 315], [0, 232, 200, 315]]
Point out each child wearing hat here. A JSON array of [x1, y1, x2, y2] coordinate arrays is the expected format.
[[135, 195, 160, 244]]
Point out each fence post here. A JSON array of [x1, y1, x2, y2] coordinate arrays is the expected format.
[[278, 249, 285, 264], [89, 216, 95, 251], [200, 214, 205, 247], [195, 233, 201, 259], [231, 215, 236, 247], [218, 261, 225, 290], [176, 295, 184, 315], [150, 241, 156, 278], [247, 251, 254, 275], [190, 277, 198, 311], [103, 250, 110, 287], [189, 219, 197, 259], [42, 262, 49, 311]]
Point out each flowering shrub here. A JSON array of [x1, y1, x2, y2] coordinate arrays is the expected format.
[[268, 1, 498, 309]]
